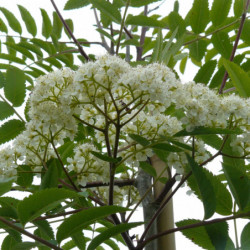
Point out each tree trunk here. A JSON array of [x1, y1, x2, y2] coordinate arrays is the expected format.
[[151, 155, 176, 250]]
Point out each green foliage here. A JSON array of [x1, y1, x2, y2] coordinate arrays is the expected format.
[[40, 9, 52, 39], [188, 40, 207, 62], [223, 59, 250, 97], [188, 0, 210, 34], [210, 0, 232, 26], [0, 178, 15, 196], [0, 101, 14, 120], [56, 206, 129, 242], [186, 155, 216, 219], [87, 222, 143, 250], [139, 161, 157, 177], [17, 188, 79, 225], [4, 67, 26, 107], [0, 119, 25, 145], [128, 134, 150, 146], [241, 223, 250, 250], [64, 0, 90, 10]]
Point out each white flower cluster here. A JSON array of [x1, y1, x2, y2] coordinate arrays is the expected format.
[[0, 54, 249, 204]]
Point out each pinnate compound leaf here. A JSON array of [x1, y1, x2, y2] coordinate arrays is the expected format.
[[18, 5, 37, 37], [139, 161, 157, 177], [241, 222, 250, 250], [56, 206, 129, 243], [223, 59, 250, 97], [186, 155, 216, 219], [188, 0, 209, 34], [174, 127, 242, 137], [4, 67, 26, 107], [194, 60, 217, 85], [128, 134, 150, 146], [211, 0, 232, 26], [90, 0, 121, 23], [0, 101, 14, 121], [0, 7, 22, 34], [87, 222, 143, 250], [64, 0, 90, 10], [40, 9, 52, 39], [17, 188, 79, 225], [0, 119, 25, 145]]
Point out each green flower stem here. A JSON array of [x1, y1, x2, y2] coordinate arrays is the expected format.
[[0, 216, 62, 250]]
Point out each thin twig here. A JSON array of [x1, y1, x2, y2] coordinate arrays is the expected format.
[[79, 179, 135, 188], [0, 216, 62, 250], [50, 0, 90, 61], [219, 0, 250, 94]]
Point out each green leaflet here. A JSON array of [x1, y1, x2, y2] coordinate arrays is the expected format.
[[56, 206, 129, 243], [90, 0, 121, 23], [17, 188, 79, 225], [2, 235, 21, 250], [0, 119, 25, 145], [33, 220, 55, 240], [223, 59, 250, 97], [189, 40, 207, 62], [0, 18, 8, 33], [4, 67, 26, 107], [222, 162, 249, 211], [193, 60, 217, 85], [126, 15, 166, 28], [210, 0, 232, 26], [187, 166, 233, 216], [40, 159, 60, 190], [188, 0, 209, 34], [52, 12, 63, 39], [128, 134, 150, 146], [0, 101, 14, 121], [186, 155, 216, 219], [0, 7, 22, 34], [18, 5, 37, 37], [0, 178, 15, 196], [16, 165, 33, 187], [0, 54, 25, 65], [64, 0, 90, 10], [234, 0, 249, 17], [130, 0, 161, 7], [91, 151, 121, 163], [176, 219, 214, 249], [174, 127, 242, 137], [40, 8, 52, 39], [168, 11, 186, 39], [211, 31, 233, 59], [64, 19, 74, 39], [241, 20, 250, 44], [5, 42, 35, 60], [150, 29, 163, 62], [87, 222, 143, 250], [139, 161, 157, 177], [71, 231, 86, 250], [241, 223, 250, 250]]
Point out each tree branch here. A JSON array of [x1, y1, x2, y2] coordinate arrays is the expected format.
[[50, 0, 90, 61], [0, 216, 62, 250], [219, 0, 250, 94]]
